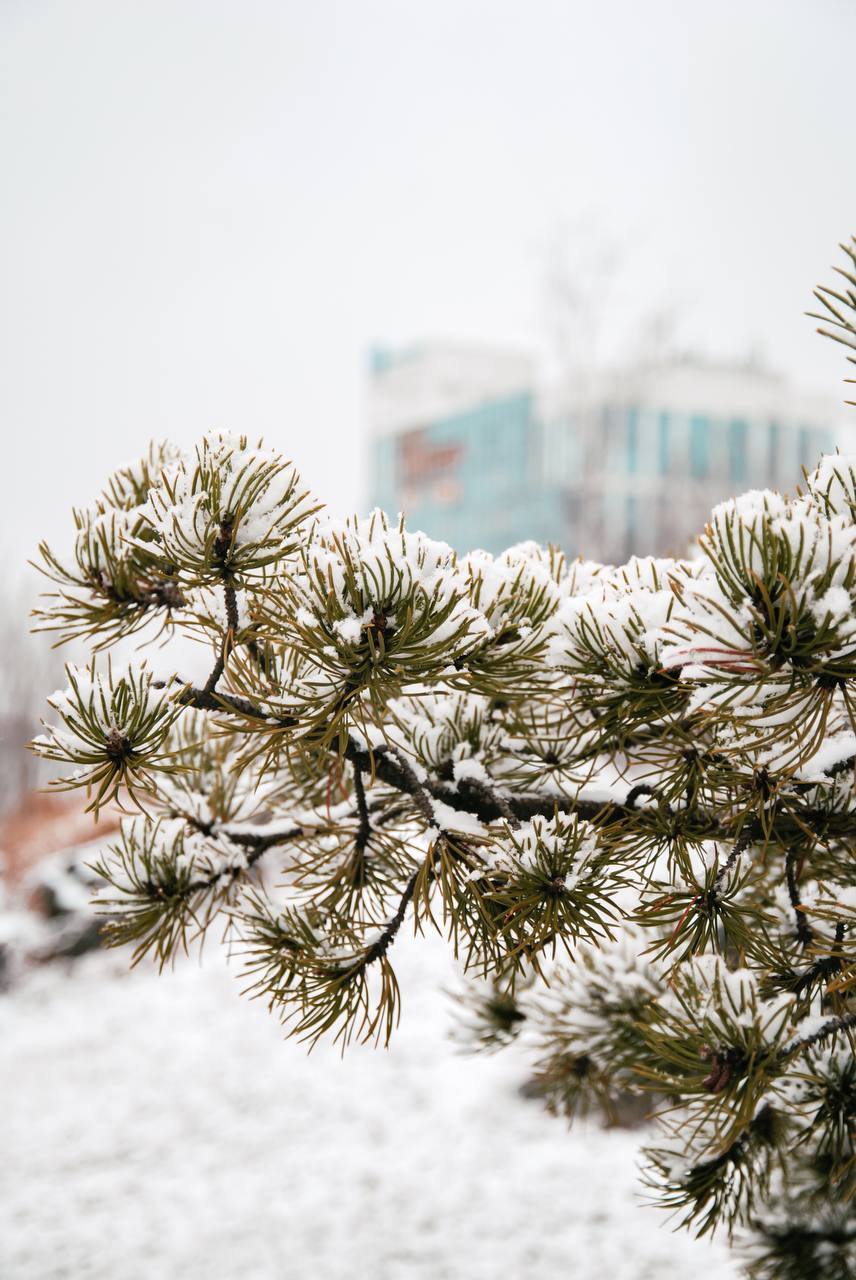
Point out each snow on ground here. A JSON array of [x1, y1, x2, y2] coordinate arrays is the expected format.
[[1, 937, 739, 1280]]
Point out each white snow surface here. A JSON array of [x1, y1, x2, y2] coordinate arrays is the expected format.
[[0, 938, 739, 1280]]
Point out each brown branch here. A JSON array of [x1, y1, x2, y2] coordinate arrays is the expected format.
[[202, 583, 240, 696], [186, 821, 308, 893], [785, 849, 814, 949], [352, 764, 372, 855], [170, 674, 723, 833], [342, 738, 639, 828], [780, 1010, 856, 1059], [175, 684, 273, 721], [712, 821, 760, 899], [457, 775, 520, 828], [782, 920, 847, 997], [381, 747, 437, 828], [347, 865, 422, 975], [625, 783, 658, 809], [171, 676, 856, 826]]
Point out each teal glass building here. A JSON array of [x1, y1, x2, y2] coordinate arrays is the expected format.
[[368, 344, 843, 563]]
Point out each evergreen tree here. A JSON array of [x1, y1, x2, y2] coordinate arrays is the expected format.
[[32, 236, 856, 1278]]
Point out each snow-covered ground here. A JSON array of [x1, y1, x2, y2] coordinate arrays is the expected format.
[[1, 937, 739, 1280]]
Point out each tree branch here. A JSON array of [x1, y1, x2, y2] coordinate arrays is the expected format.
[[352, 764, 372, 855], [342, 738, 652, 828], [186, 821, 307, 894], [346, 865, 422, 976], [780, 1009, 856, 1059], [712, 821, 760, 899], [785, 849, 814, 949], [175, 684, 273, 720], [202, 583, 240, 695], [458, 775, 520, 828]]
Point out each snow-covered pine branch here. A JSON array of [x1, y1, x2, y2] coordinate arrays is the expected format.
[[30, 237, 856, 1280]]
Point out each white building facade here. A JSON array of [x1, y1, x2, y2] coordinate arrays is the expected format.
[[369, 344, 850, 562]]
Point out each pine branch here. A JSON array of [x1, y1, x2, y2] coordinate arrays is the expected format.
[[785, 849, 814, 949], [352, 764, 372, 854], [457, 775, 521, 828], [202, 583, 239, 695], [174, 683, 276, 721], [625, 783, 659, 809], [165, 681, 674, 827], [379, 746, 437, 827], [34, 324, 856, 1268], [185, 822, 305, 893], [780, 1010, 856, 1059], [344, 864, 421, 975], [712, 821, 760, 900], [344, 738, 672, 829]]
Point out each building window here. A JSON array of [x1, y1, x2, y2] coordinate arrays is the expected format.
[[768, 421, 780, 483], [625, 494, 637, 559], [729, 419, 747, 486], [600, 404, 614, 465], [626, 407, 639, 474], [658, 411, 670, 475], [798, 426, 813, 470], [689, 415, 710, 480]]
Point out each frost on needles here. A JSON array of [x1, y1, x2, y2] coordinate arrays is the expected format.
[[31, 236, 856, 1280]]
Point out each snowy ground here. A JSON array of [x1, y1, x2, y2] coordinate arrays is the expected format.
[[1, 937, 739, 1280]]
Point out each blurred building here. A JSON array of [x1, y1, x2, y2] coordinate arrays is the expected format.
[[368, 343, 847, 563], [368, 343, 557, 551]]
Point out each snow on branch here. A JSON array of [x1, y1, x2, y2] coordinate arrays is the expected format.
[[28, 237, 856, 1277]]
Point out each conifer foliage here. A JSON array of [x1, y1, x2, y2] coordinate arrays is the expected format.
[[33, 236, 856, 1278]]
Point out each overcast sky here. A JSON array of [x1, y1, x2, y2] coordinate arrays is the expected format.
[[3, 0, 856, 574]]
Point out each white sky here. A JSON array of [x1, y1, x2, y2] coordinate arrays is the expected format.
[[3, 0, 856, 573]]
